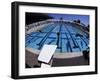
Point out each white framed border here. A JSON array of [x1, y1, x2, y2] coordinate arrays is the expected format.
[[19, 5, 96, 76]]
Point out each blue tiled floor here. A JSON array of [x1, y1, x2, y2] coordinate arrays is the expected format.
[[26, 22, 89, 53]]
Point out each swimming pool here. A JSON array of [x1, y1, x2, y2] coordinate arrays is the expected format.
[[25, 21, 89, 53]]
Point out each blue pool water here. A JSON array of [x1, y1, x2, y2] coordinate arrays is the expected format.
[[25, 22, 89, 53]]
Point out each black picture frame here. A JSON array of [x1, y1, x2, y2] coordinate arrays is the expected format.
[[11, 1, 98, 79]]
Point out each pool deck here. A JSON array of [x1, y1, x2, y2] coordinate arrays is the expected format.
[[25, 48, 89, 68]]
